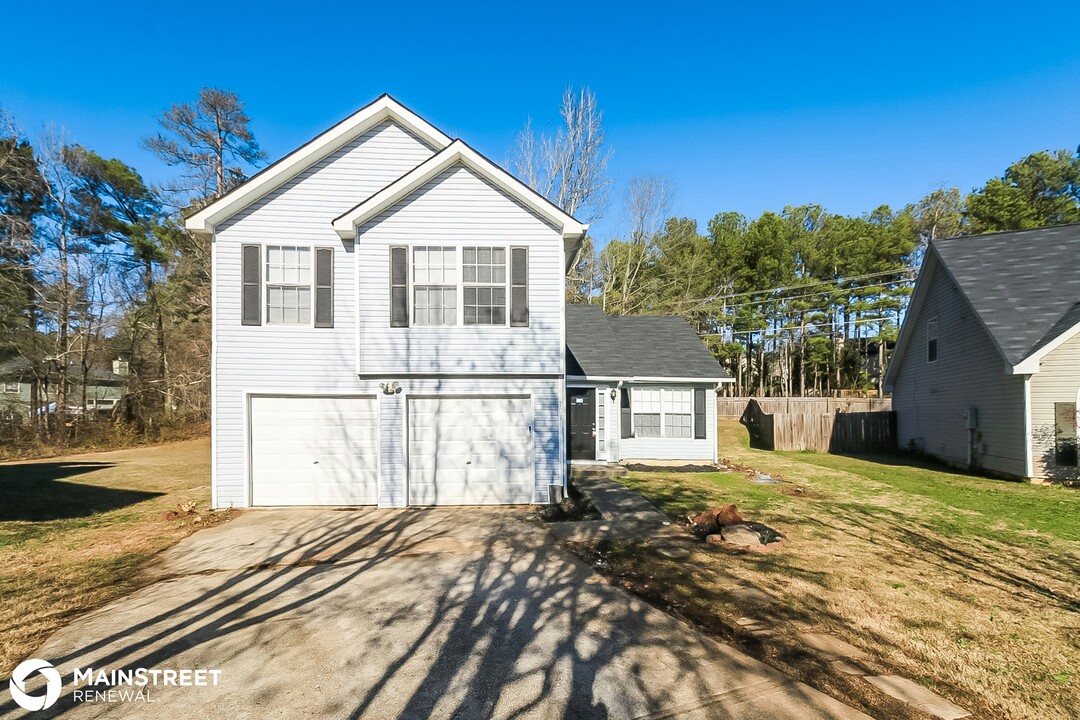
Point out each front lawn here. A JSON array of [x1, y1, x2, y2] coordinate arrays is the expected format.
[[0, 438, 217, 676], [603, 422, 1079, 720]]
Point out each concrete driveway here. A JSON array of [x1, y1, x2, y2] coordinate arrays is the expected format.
[[7, 508, 868, 719]]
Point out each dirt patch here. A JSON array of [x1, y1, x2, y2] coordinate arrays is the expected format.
[[536, 481, 601, 522], [623, 462, 724, 473]]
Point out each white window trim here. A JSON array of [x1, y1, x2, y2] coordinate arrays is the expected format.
[[264, 244, 314, 328], [404, 244, 513, 328], [2, 381, 19, 393], [412, 246, 458, 327], [630, 387, 694, 439]]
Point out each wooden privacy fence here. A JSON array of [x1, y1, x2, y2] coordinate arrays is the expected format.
[[718, 396, 892, 420], [740, 398, 896, 453]]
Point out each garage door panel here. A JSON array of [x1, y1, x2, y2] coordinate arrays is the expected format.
[[408, 396, 535, 506], [250, 396, 378, 506]]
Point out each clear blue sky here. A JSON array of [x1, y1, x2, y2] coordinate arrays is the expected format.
[[4, 1, 1078, 242]]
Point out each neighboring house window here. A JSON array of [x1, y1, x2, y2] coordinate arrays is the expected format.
[[413, 246, 457, 325], [463, 247, 506, 325], [3, 381, 18, 393], [927, 318, 938, 362], [265, 246, 311, 324], [632, 387, 695, 438], [1054, 402, 1078, 467]]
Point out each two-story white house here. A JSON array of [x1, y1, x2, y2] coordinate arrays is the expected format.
[[187, 95, 729, 509]]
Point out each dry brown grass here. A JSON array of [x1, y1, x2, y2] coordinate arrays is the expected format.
[[0, 437, 221, 675], [593, 422, 1080, 720]]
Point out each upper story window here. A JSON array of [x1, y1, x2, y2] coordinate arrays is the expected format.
[[413, 247, 457, 326], [927, 317, 938, 363], [266, 246, 311, 324], [463, 247, 506, 325], [390, 244, 528, 328], [2, 381, 19, 393]]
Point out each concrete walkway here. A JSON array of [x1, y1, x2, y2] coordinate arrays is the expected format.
[[548, 474, 681, 542], [7, 507, 869, 720]]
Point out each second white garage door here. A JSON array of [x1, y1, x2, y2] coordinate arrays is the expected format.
[[250, 396, 378, 506], [408, 396, 535, 505]]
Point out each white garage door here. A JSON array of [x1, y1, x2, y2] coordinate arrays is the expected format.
[[250, 396, 378, 506], [408, 396, 534, 505]]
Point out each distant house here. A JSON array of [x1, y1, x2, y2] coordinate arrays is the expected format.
[[884, 225, 1080, 482], [565, 305, 732, 465], [0, 357, 129, 422]]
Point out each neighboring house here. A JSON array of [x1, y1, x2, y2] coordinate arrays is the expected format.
[[565, 305, 731, 464], [0, 357, 129, 421], [884, 224, 1080, 483], [185, 95, 730, 509]]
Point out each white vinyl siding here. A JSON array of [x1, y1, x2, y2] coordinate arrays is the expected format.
[[1029, 330, 1080, 481], [212, 120, 438, 507], [891, 252, 1027, 478], [356, 165, 563, 376]]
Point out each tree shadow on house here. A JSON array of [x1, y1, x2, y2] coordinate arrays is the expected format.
[[0, 462, 162, 521]]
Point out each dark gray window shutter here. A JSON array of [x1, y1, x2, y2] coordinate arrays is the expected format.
[[390, 246, 409, 327], [241, 244, 261, 326], [620, 388, 632, 439], [694, 388, 707, 439], [510, 247, 528, 327], [314, 248, 333, 328]]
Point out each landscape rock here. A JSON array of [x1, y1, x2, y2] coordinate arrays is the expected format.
[[705, 533, 726, 545], [689, 504, 743, 534], [720, 523, 765, 547]]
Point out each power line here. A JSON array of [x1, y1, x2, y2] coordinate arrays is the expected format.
[[712, 278, 916, 311], [689, 268, 918, 306]]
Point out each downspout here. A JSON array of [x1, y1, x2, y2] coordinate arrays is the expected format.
[[713, 382, 722, 464]]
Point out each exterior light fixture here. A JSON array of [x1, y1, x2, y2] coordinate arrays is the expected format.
[[610, 388, 617, 400], [379, 381, 402, 395]]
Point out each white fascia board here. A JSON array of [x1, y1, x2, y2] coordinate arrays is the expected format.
[[1010, 319, 1080, 374], [332, 140, 587, 240], [565, 375, 732, 384], [184, 95, 452, 236]]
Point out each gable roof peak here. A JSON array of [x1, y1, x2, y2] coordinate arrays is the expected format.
[[184, 94, 452, 236]]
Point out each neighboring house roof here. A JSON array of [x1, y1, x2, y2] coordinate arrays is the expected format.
[[0, 356, 129, 385], [185, 95, 453, 236], [885, 223, 1080, 386], [332, 140, 587, 269], [565, 305, 731, 381]]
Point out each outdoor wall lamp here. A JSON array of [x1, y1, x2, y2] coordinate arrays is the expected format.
[[610, 388, 617, 400], [379, 381, 401, 395]]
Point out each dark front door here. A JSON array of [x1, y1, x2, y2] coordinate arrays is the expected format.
[[568, 388, 596, 460]]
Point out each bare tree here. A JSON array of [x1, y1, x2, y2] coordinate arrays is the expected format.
[[143, 88, 266, 206], [613, 175, 673, 314], [512, 87, 612, 223]]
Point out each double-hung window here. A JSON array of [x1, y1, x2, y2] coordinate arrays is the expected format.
[[413, 246, 457, 325], [632, 387, 694, 438], [266, 246, 311, 324], [463, 247, 506, 325], [2, 381, 19, 394]]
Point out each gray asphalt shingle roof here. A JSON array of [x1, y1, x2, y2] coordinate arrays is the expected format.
[[566, 305, 730, 380], [931, 224, 1080, 365]]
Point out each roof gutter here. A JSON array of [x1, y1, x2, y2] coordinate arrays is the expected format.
[[566, 375, 733, 383]]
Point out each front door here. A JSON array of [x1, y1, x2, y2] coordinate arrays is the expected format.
[[567, 388, 596, 460]]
